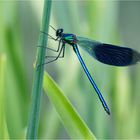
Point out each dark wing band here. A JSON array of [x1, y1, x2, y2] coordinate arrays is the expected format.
[[94, 43, 140, 66]]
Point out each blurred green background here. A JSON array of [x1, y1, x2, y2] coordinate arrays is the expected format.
[[0, 0, 140, 139]]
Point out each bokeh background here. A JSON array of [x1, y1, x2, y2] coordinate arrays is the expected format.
[[0, 0, 140, 139]]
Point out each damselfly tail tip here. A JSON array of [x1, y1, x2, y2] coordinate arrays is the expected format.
[[105, 107, 111, 115]]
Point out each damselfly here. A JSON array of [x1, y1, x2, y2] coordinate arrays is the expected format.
[[38, 26, 140, 115]]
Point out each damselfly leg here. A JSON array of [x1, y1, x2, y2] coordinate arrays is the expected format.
[[40, 31, 59, 41], [36, 42, 65, 70], [37, 31, 60, 52], [44, 43, 65, 64]]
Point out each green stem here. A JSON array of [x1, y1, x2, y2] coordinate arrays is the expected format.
[[0, 54, 9, 139], [26, 0, 52, 139]]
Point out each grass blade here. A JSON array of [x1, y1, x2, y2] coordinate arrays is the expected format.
[[43, 72, 96, 139], [0, 54, 9, 139], [26, 0, 52, 139]]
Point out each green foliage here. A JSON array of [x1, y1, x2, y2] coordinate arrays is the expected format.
[[43, 72, 96, 139], [26, 0, 52, 139], [0, 54, 9, 139], [0, 1, 140, 139], [0, 2, 29, 138]]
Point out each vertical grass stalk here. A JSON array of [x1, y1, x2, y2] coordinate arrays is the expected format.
[[0, 54, 9, 139], [26, 0, 52, 139]]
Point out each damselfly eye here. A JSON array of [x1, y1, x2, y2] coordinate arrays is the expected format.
[[56, 28, 63, 36]]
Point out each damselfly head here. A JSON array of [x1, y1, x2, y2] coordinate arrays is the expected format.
[[56, 28, 63, 37]]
